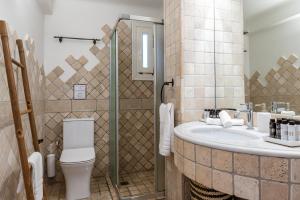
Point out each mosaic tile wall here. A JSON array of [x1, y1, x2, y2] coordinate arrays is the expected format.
[[117, 21, 154, 175], [0, 26, 46, 199], [44, 24, 112, 180], [246, 54, 300, 113], [45, 21, 155, 179]]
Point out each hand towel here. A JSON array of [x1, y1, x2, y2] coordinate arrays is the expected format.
[[28, 152, 43, 200], [257, 112, 271, 133], [206, 118, 222, 126], [219, 111, 232, 128], [231, 119, 244, 126], [159, 103, 174, 156]]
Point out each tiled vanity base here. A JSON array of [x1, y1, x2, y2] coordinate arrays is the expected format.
[[174, 136, 300, 200]]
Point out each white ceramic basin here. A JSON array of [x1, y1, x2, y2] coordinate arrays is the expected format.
[[190, 127, 260, 141], [174, 121, 300, 158]]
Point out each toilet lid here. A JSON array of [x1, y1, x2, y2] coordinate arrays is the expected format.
[[60, 147, 95, 163]]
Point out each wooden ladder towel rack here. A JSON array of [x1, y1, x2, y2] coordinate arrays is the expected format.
[[0, 20, 47, 200]]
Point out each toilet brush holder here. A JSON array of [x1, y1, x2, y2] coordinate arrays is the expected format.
[[47, 154, 56, 178]]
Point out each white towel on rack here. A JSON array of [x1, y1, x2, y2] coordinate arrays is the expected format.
[[28, 152, 43, 200], [159, 103, 174, 156]]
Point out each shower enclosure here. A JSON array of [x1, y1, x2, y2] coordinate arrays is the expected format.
[[109, 15, 165, 199]]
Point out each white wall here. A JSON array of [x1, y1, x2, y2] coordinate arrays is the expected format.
[[0, 0, 45, 63], [249, 19, 300, 79], [44, 0, 163, 81], [245, 0, 300, 80]]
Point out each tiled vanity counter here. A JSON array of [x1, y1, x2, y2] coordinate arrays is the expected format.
[[174, 123, 300, 200]]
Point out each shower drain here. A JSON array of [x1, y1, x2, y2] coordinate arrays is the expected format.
[[120, 181, 129, 186]]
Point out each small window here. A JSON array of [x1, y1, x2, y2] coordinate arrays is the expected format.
[[132, 21, 154, 80], [142, 33, 149, 69]]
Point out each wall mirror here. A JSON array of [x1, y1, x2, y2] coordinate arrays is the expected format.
[[243, 0, 300, 114]]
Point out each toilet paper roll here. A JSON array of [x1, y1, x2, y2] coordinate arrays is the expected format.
[[257, 112, 271, 133]]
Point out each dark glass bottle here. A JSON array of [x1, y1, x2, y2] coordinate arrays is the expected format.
[[276, 119, 282, 139], [269, 119, 276, 138]]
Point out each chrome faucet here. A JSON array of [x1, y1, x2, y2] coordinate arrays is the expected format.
[[271, 101, 290, 113], [239, 103, 254, 130]]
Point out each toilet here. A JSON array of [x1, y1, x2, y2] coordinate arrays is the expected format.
[[60, 118, 95, 200]]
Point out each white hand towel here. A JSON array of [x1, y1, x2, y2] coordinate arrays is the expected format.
[[206, 118, 222, 126], [159, 103, 174, 156], [219, 111, 232, 128], [28, 152, 43, 200], [231, 119, 244, 126], [257, 112, 271, 133]]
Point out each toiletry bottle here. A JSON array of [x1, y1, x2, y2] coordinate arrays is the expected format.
[[281, 120, 288, 140], [295, 121, 300, 141], [288, 121, 296, 141], [276, 119, 282, 139], [269, 119, 276, 138], [209, 109, 213, 118], [203, 109, 210, 121]]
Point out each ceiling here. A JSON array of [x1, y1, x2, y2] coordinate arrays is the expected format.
[[244, 0, 293, 20], [94, 0, 163, 8]]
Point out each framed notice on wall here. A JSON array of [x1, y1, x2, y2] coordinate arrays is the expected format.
[[73, 84, 87, 100]]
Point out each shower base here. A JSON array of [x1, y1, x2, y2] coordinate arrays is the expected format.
[[118, 170, 155, 198]]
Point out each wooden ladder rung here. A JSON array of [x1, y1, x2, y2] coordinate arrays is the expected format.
[[20, 109, 32, 115], [12, 58, 24, 69]]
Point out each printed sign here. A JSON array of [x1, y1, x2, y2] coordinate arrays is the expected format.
[[73, 84, 87, 100]]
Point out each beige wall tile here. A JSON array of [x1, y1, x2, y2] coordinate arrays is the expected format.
[[183, 141, 195, 161], [196, 164, 212, 188], [212, 170, 233, 195], [119, 99, 141, 110], [165, 156, 184, 200], [212, 149, 233, 172], [72, 100, 96, 112], [260, 180, 289, 200], [234, 153, 259, 177], [46, 100, 71, 112], [291, 159, 300, 183], [96, 99, 109, 111], [175, 137, 184, 156], [195, 145, 211, 167], [234, 175, 259, 200], [291, 184, 300, 200], [174, 152, 184, 172], [260, 156, 289, 182], [141, 99, 154, 110], [184, 158, 195, 180]]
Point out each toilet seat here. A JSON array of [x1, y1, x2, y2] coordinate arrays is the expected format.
[[60, 147, 95, 165]]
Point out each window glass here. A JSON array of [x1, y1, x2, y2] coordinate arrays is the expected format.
[[142, 33, 148, 69]]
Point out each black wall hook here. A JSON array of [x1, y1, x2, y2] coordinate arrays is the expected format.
[[161, 78, 174, 103]]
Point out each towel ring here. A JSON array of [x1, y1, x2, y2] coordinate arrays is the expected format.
[[160, 78, 174, 103]]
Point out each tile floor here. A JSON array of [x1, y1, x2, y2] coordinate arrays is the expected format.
[[47, 175, 118, 200], [118, 170, 155, 198], [47, 171, 163, 200]]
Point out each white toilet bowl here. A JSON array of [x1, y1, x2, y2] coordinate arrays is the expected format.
[[60, 147, 95, 200], [60, 118, 95, 200]]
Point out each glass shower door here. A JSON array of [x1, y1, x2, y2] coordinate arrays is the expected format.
[[109, 30, 119, 186]]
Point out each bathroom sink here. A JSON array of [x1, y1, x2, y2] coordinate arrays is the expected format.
[[174, 121, 300, 158], [190, 127, 260, 141]]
